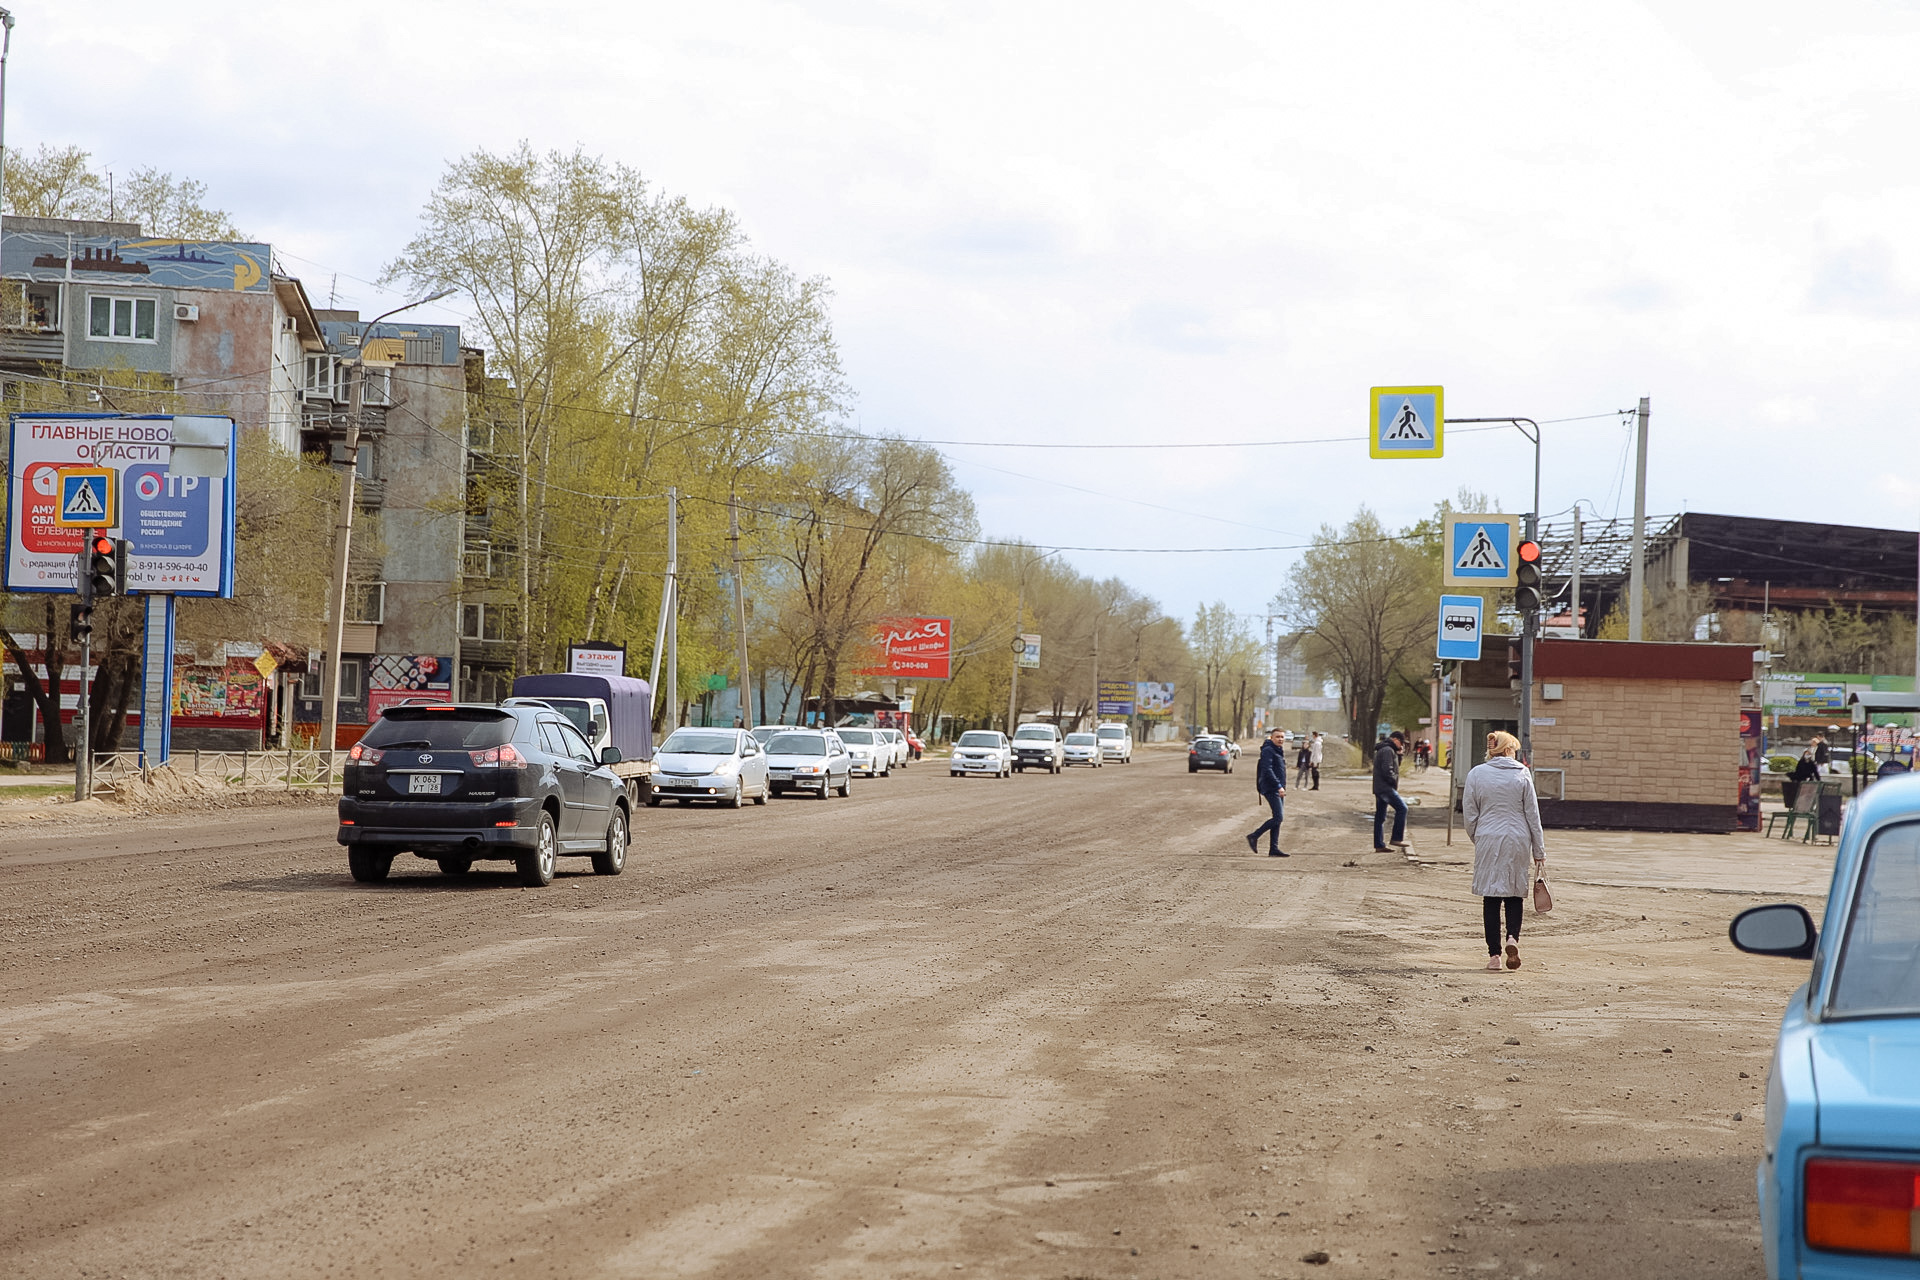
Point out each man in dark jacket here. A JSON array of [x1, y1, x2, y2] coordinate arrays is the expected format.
[[1246, 727, 1289, 857], [1373, 731, 1408, 851]]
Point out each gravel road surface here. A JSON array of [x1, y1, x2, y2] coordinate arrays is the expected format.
[[1, 749, 1817, 1277]]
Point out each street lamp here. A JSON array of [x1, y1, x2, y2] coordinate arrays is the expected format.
[[318, 288, 457, 772]]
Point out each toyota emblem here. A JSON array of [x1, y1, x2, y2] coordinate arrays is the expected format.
[[418, 753, 433, 764]]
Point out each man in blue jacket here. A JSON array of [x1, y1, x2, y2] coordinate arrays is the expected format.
[[1246, 727, 1289, 857], [1374, 731, 1409, 851]]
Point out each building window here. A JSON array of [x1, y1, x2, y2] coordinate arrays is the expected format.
[[4, 285, 60, 331], [304, 355, 337, 402], [462, 540, 495, 579], [354, 439, 377, 481], [346, 582, 385, 625], [358, 367, 392, 407], [301, 659, 364, 700], [87, 295, 157, 342], [461, 602, 510, 642]]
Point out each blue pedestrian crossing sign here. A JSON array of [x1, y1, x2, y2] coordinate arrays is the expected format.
[[55, 467, 117, 528], [1437, 595, 1485, 661], [1369, 385, 1444, 459], [1442, 513, 1520, 586]]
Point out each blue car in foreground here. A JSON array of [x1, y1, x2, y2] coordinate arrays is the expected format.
[[1731, 774, 1920, 1278]]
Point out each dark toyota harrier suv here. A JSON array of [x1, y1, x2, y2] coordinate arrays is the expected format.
[[338, 703, 631, 887]]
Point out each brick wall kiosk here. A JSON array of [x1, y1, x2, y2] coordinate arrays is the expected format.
[[1528, 639, 1753, 832]]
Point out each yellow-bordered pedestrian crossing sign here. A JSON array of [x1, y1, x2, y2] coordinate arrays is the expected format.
[[1442, 512, 1520, 587], [1370, 386, 1444, 459], [55, 467, 117, 528]]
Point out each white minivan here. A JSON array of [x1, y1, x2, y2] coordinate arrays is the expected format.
[[1096, 722, 1133, 763]]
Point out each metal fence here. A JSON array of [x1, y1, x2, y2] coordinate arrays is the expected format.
[[90, 748, 347, 796]]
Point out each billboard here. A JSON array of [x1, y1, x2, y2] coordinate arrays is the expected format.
[[1097, 680, 1135, 715], [1017, 634, 1041, 669], [1136, 682, 1176, 718], [859, 616, 952, 679], [6, 414, 236, 597], [569, 643, 626, 677], [368, 655, 453, 719]]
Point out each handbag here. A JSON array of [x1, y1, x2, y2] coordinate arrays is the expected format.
[[1532, 875, 1553, 914]]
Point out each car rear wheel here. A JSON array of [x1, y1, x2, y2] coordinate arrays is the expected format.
[[516, 813, 557, 887], [837, 772, 852, 798], [753, 782, 768, 805], [436, 857, 472, 877], [726, 779, 745, 809], [592, 807, 628, 876], [348, 847, 392, 883]]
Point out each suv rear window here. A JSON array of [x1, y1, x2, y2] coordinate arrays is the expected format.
[[362, 708, 514, 750]]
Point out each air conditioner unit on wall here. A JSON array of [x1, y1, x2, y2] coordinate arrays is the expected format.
[[174, 303, 199, 322]]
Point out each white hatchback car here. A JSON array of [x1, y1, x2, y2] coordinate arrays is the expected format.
[[1063, 732, 1103, 767], [878, 727, 911, 769], [764, 730, 854, 799], [1096, 722, 1133, 763], [949, 730, 1011, 778], [647, 727, 769, 807]]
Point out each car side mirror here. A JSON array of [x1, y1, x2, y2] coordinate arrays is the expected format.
[[1729, 903, 1817, 959], [601, 746, 622, 766]]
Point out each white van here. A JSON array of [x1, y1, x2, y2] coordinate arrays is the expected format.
[[1096, 722, 1133, 763]]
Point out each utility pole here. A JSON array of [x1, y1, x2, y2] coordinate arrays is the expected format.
[[1007, 578, 1027, 733], [319, 291, 453, 779], [729, 492, 750, 727], [1569, 502, 1582, 639], [1627, 396, 1650, 641], [73, 542, 91, 802], [660, 488, 679, 736], [1090, 626, 1099, 733], [1521, 511, 1537, 765]]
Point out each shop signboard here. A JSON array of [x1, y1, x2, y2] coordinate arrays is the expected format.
[[860, 616, 952, 680], [1136, 682, 1176, 718], [568, 643, 626, 677]]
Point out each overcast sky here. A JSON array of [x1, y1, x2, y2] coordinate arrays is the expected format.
[[18, 1, 1920, 626]]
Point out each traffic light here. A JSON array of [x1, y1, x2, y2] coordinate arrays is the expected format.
[[1507, 639, 1523, 690], [86, 533, 118, 601], [1514, 539, 1543, 613]]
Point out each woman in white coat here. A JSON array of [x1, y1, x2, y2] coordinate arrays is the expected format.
[[1461, 730, 1546, 971]]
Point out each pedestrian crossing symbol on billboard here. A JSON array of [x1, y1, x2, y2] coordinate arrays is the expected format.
[[1369, 385, 1444, 459], [1442, 513, 1519, 586], [55, 467, 117, 528]]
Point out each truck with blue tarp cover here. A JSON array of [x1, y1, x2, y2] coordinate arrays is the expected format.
[[508, 674, 656, 802]]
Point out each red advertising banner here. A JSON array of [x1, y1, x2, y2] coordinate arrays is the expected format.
[[860, 616, 952, 680]]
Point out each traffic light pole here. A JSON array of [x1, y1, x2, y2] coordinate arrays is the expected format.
[[1451, 416, 1543, 765], [1521, 511, 1537, 766], [74, 534, 94, 802]]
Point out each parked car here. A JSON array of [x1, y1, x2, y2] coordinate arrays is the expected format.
[[1063, 732, 1104, 767], [1730, 773, 1920, 1279], [764, 729, 853, 799], [904, 729, 925, 760], [1011, 723, 1066, 773], [1189, 735, 1233, 773], [338, 702, 630, 887], [1096, 722, 1133, 764], [950, 730, 1012, 778], [1226, 737, 1242, 759], [878, 727, 911, 769], [646, 727, 768, 808], [836, 726, 891, 777]]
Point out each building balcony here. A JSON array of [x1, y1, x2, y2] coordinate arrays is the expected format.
[[0, 329, 64, 365]]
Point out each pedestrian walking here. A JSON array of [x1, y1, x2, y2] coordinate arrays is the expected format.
[[1372, 730, 1408, 852], [1462, 730, 1546, 971], [1246, 727, 1289, 858], [1308, 731, 1323, 790], [1813, 733, 1831, 772], [1295, 734, 1311, 779]]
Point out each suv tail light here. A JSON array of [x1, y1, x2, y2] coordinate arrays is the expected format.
[[348, 743, 384, 764], [470, 743, 528, 769], [1805, 1158, 1920, 1256]]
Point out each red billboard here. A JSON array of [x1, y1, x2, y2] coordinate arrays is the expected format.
[[860, 616, 951, 680]]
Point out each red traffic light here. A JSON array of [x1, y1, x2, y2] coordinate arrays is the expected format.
[[1516, 539, 1541, 563], [89, 533, 114, 556]]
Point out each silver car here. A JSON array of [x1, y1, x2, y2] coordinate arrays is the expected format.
[[1063, 732, 1103, 767], [878, 727, 911, 769], [836, 727, 891, 777], [646, 727, 769, 808], [765, 730, 854, 799]]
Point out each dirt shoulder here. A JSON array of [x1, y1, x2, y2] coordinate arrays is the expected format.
[[0, 754, 1817, 1277]]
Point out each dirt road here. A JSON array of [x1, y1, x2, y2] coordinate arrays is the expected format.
[[0, 750, 1828, 1277]]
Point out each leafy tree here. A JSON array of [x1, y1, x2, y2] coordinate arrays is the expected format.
[[3, 144, 244, 238], [1281, 507, 1437, 744]]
